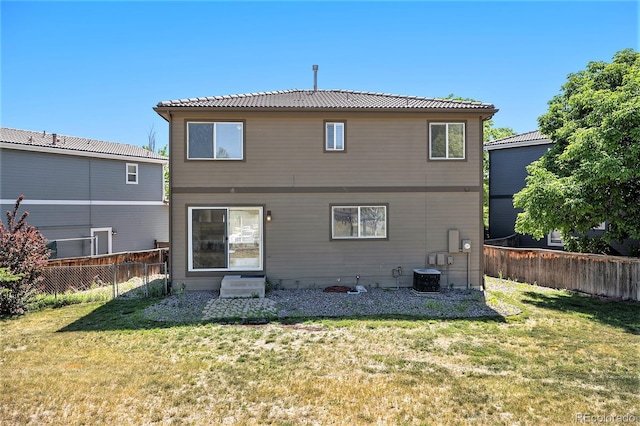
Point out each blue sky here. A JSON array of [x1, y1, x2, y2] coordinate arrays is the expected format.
[[2, 1, 638, 149]]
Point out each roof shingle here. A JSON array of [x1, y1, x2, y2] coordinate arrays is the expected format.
[[156, 89, 496, 111], [484, 130, 551, 150], [0, 127, 166, 162]]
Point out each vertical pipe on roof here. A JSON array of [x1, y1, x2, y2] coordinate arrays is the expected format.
[[312, 65, 318, 91]]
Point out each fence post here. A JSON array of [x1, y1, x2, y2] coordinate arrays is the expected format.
[[111, 263, 116, 299], [144, 263, 149, 297]]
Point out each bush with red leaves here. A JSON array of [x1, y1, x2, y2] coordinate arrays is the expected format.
[[0, 195, 50, 316]]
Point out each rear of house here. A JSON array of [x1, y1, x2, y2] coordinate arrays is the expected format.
[[154, 90, 497, 290], [0, 128, 168, 258]]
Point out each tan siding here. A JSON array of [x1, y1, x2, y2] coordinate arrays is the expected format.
[[168, 109, 485, 290], [170, 112, 482, 189], [171, 191, 482, 290]]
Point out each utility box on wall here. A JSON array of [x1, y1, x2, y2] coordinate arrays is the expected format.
[[448, 229, 459, 253]]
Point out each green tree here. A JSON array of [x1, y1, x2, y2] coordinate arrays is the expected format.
[[514, 49, 640, 250], [143, 124, 169, 200], [157, 144, 169, 199]]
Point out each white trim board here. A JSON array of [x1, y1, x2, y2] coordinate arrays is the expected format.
[[0, 199, 167, 206]]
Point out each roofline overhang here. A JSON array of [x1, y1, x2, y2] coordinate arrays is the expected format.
[[484, 138, 553, 151], [0, 141, 168, 164], [154, 105, 499, 120]]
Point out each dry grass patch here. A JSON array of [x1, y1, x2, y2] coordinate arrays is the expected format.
[[1, 277, 638, 425]]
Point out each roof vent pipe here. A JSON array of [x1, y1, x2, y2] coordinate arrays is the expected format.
[[52, 133, 57, 145], [312, 65, 318, 91]]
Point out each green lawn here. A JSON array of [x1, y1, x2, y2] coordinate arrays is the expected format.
[[1, 277, 638, 425]]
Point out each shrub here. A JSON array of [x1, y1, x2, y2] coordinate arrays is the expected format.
[[0, 195, 50, 315]]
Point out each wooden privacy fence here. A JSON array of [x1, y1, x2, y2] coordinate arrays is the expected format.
[[484, 245, 640, 301], [46, 248, 168, 268]]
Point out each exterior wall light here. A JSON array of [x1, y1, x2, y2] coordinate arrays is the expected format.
[[266, 211, 272, 222]]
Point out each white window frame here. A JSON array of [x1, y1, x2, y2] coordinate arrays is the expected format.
[[547, 230, 564, 247], [126, 163, 138, 184], [187, 206, 263, 272], [331, 205, 388, 240], [187, 121, 244, 160], [429, 122, 466, 160], [325, 121, 345, 152]]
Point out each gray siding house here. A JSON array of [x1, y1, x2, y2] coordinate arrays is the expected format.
[[0, 128, 169, 258], [486, 130, 636, 255], [154, 89, 497, 290], [485, 130, 556, 248]]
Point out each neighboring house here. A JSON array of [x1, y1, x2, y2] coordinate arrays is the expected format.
[[154, 89, 497, 290], [486, 130, 637, 255], [0, 127, 169, 258], [485, 130, 556, 248]]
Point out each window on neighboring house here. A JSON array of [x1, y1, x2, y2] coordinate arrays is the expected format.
[[188, 206, 263, 271], [331, 205, 387, 239], [187, 121, 244, 160], [126, 163, 138, 184], [548, 230, 563, 247], [325, 121, 346, 152], [429, 122, 465, 159]]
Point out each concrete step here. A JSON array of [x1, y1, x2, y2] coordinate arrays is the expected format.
[[220, 275, 266, 299]]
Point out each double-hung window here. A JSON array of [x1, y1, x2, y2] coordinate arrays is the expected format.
[[429, 122, 465, 159], [332, 205, 387, 239], [126, 163, 138, 184], [187, 121, 244, 160], [325, 121, 346, 152]]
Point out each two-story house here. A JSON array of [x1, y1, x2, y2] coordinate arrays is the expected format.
[[154, 89, 497, 290], [0, 127, 169, 258]]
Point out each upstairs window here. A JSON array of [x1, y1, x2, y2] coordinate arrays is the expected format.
[[126, 163, 138, 184], [188, 121, 244, 160], [332, 205, 387, 239], [429, 122, 465, 159], [325, 121, 346, 152]]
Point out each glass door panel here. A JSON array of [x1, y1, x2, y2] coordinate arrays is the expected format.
[[228, 208, 262, 270], [191, 209, 226, 269]]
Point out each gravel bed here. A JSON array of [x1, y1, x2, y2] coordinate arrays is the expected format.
[[269, 287, 520, 318], [143, 286, 521, 322], [143, 291, 217, 322]]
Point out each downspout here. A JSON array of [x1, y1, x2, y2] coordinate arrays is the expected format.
[[167, 111, 173, 294]]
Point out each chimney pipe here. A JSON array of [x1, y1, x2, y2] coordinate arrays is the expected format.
[[52, 133, 57, 145], [312, 65, 318, 91]]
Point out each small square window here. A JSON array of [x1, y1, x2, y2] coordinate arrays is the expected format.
[[548, 230, 563, 247], [429, 122, 465, 159], [126, 163, 138, 184], [325, 121, 346, 152]]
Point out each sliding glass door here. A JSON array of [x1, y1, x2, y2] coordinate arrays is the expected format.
[[188, 207, 263, 271]]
